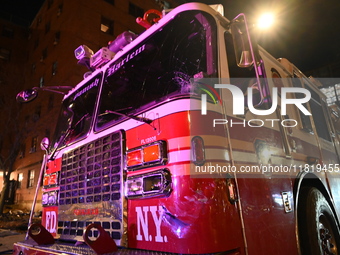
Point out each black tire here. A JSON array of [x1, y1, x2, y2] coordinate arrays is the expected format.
[[298, 187, 340, 255]]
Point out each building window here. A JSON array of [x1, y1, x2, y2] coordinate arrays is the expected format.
[[25, 116, 30, 127], [17, 173, 23, 189], [52, 61, 58, 75], [45, 129, 51, 139], [0, 48, 10, 61], [129, 2, 144, 18], [100, 16, 114, 35], [19, 143, 26, 158], [41, 48, 47, 61], [32, 106, 41, 122], [27, 170, 35, 188], [104, 0, 114, 5], [30, 136, 38, 153], [45, 21, 51, 34], [48, 0, 54, 9], [39, 76, 44, 87], [57, 4, 63, 16], [34, 38, 39, 49], [2, 26, 14, 38], [54, 31, 60, 45], [37, 16, 42, 27], [156, 0, 170, 9]]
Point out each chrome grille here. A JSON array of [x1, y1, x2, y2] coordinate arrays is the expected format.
[[58, 131, 125, 244]]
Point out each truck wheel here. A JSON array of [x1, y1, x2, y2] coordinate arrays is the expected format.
[[298, 187, 340, 255]]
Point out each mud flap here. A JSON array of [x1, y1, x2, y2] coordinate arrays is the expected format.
[[83, 223, 118, 254], [28, 223, 55, 245]]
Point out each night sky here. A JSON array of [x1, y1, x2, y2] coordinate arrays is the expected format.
[[199, 0, 340, 74], [1, 0, 340, 74], [0, 0, 45, 24]]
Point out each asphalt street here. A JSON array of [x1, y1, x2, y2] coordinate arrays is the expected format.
[[0, 230, 25, 254]]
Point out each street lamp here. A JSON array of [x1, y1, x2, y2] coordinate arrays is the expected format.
[[257, 13, 275, 29]]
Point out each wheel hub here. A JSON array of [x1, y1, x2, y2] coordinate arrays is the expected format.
[[319, 222, 336, 255]]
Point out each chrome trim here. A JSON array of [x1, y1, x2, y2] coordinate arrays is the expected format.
[[125, 169, 172, 199]]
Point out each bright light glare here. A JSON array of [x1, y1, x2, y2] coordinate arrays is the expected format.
[[258, 13, 275, 29]]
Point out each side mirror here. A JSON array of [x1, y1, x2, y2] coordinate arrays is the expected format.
[[230, 16, 254, 68], [16, 88, 38, 103], [40, 137, 50, 152], [238, 51, 253, 68], [230, 13, 267, 107], [16, 86, 73, 103]]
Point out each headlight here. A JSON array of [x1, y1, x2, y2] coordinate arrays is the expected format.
[[125, 169, 171, 199]]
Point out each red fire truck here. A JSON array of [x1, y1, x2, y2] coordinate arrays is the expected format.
[[14, 3, 340, 255]]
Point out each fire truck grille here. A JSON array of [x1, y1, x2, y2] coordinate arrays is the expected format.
[[58, 131, 125, 244]]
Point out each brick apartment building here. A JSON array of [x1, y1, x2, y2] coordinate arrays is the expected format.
[[0, 16, 29, 206], [0, 0, 180, 212]]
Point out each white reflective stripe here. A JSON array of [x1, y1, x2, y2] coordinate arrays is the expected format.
[[271, 155, 305, 167], [152, 99, 192, 118], [233, 150, 306, 167], [168, 148, 230, 164], [233, 151, 258, 163], [205, 148, 230, 161], [168, 136, 231, 163], [168, 149, 191, 163], [167, 137, 190, 150]]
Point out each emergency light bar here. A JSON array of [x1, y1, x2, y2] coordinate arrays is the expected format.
[[74, 45, 94, 71], [74, 45, 93, 60], [90, 47, 114, 69]]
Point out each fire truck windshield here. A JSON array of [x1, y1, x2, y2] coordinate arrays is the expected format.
[[50, 11, 217, 151], [95, 11, 217, 130], [51, 74, 101, 150]]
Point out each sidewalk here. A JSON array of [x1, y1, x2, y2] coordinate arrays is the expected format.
[[0, 229, 26, 254]]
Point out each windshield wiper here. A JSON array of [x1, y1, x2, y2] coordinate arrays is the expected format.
[[50, 113, 90, 159], [105, 110, 153, 124], [50, 126, 73, 160]]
